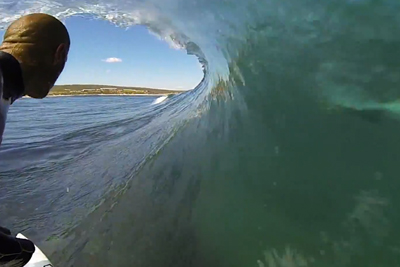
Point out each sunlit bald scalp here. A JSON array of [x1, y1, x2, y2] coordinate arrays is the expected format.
[[1, 13, 69, 63], [0, 13, 70, 98]]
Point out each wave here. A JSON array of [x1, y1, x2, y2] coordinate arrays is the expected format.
[[152, 95, 168, 105], [2, 0, 400, 266]]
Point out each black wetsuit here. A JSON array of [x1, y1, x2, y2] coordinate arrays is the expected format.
[[0, 51, 35, 267], [0, 226, 35, 266]]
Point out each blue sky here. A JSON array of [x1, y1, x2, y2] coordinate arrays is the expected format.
[[1, 16, 203, 90]]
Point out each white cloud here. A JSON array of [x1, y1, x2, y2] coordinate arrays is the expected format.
[[102, 57, 122, 63]]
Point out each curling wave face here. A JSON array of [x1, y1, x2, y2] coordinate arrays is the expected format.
[[1, 0, 400, 266]]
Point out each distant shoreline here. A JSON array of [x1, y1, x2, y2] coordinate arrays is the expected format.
[[49, 93, 171, 97], [23, 94, 171, 98], [44, 84, 183, 97]]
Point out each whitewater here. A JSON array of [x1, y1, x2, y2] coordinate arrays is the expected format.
[[1, 0, 400, 266]]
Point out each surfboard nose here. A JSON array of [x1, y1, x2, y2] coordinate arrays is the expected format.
[[16, 233, 54, 267]]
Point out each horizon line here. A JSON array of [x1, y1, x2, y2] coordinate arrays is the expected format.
[[54, 83, 190, 91]]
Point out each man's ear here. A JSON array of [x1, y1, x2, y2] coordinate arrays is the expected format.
[[53, 43, 68, 65]]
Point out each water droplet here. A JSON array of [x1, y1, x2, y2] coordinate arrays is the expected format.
[[374, 172, 383, 180]]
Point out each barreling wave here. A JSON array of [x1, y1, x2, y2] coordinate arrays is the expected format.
[[2, 0, 400, 266]]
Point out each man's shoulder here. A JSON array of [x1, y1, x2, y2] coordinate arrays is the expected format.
[[0, 67, 3, 100]]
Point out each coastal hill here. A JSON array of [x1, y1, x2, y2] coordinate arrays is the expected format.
[[50, 84, 183, 96]]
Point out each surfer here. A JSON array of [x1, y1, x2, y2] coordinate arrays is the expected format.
[[0, 13, 70, 266]]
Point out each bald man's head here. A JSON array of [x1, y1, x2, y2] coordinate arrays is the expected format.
[[0, 13, 70, 98]]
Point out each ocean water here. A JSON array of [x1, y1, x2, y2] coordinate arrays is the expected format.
[[1, 1, 400, 266]]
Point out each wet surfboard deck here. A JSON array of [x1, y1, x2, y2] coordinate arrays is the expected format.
[[16, 233, 53, 267]]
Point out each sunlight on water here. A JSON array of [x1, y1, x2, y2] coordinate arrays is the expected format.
[[257, 247, 310, 267]]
